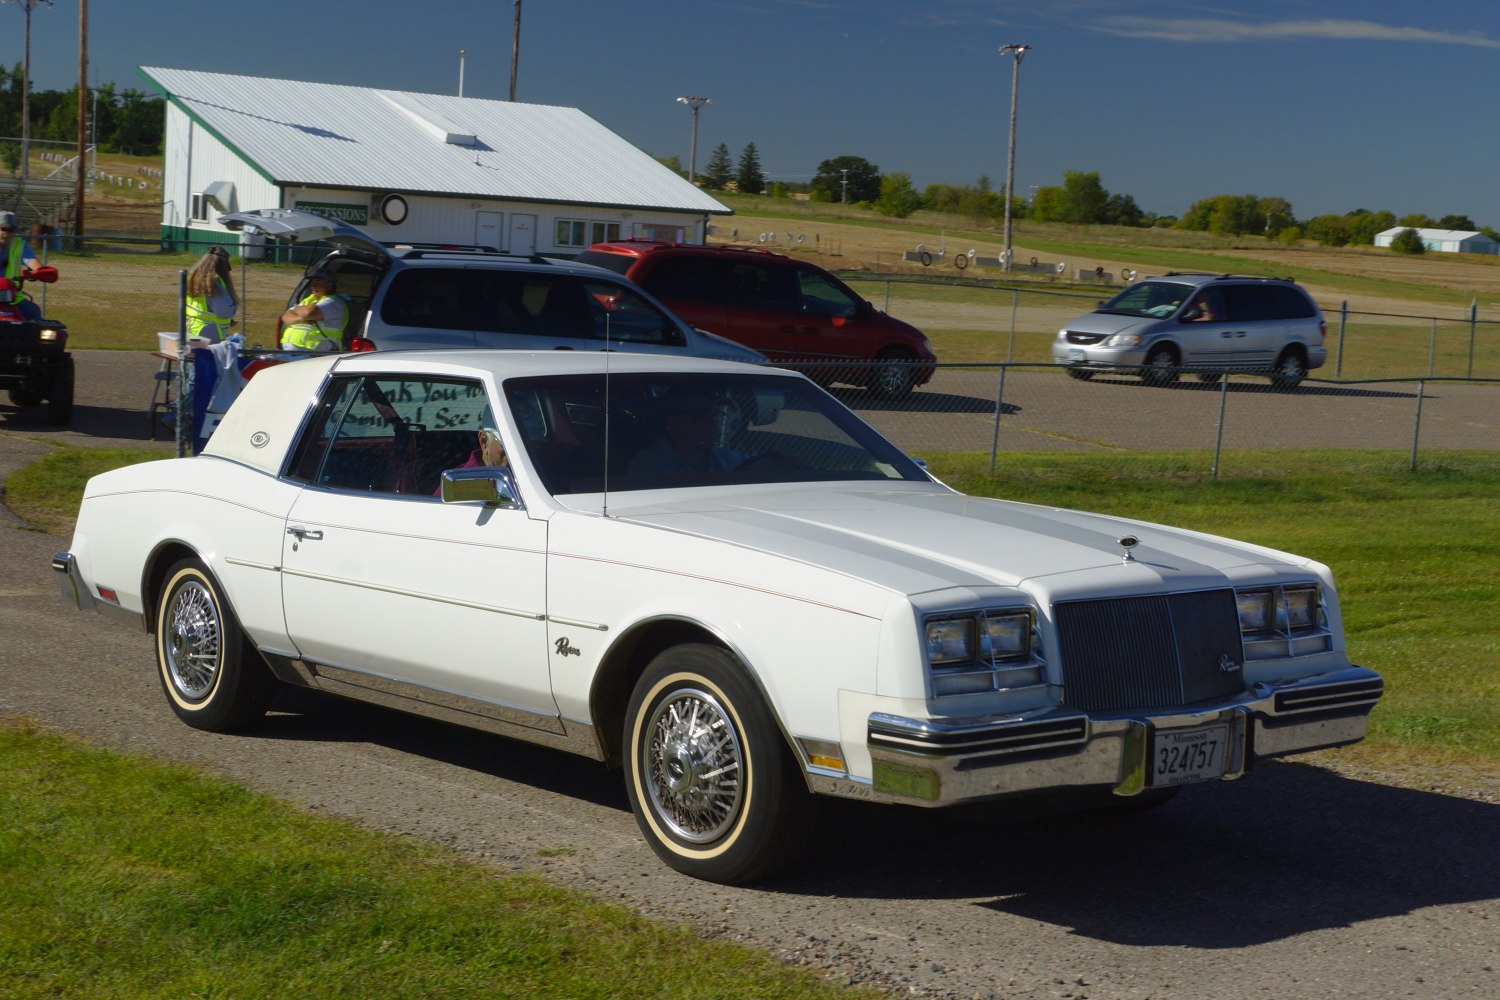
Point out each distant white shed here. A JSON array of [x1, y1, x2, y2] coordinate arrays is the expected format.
[[139, 67, 729, 256], [1374, 227, 1499, 254]]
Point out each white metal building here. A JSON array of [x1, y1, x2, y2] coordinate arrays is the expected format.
[[1373, 227, 1500, 255], [140, 67, 729, 256]]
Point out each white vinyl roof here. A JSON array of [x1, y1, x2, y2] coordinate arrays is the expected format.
[[140, 67, 730, 215]]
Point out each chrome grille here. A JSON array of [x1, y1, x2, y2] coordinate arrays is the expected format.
[[1054, 590, 1246, 712], [1065, 331, 1107, 345]]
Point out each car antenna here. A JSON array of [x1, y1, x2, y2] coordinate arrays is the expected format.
[[602, 311, 611, 518]]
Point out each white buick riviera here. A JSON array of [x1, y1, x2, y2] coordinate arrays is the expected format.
[[55, 351, 1382, 883]]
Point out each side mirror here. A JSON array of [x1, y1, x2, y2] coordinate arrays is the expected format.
[[1179, 305, 1204, 322], [440, 466, 524, 508]]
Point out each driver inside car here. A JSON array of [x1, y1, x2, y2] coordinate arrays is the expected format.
[[627, 386, 745, 476]]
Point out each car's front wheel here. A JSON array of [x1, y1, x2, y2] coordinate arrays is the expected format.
[[1141, 345, 1180, 386], [865, 348, 918, 399], [155, 558, 276, 732], [624, 643, 813, 884]]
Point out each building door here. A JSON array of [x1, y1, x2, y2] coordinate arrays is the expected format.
[[475, 211, 503, 250], [509, 214, 537, 256]]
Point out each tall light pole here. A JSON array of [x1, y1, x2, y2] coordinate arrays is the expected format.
[[6, 0, 54, 184], [840, 168, 849, 204], [676, 95, 710, 184], [998, 43, 1030, 273]]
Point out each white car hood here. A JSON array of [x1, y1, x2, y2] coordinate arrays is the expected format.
[[601, 485, 1310, 600]]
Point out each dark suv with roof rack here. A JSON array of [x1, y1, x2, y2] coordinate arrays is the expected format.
[[219, 210, 763, 364], [575, 239, 936, 397], [1053, 272, 1327, 390]]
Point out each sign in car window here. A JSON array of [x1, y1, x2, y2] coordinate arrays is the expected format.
[[338, 378, 491, 438]]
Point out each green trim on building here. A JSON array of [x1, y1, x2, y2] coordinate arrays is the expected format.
[[139, 68, 279, 187]]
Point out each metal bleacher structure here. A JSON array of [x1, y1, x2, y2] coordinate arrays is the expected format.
[[1, 138, 88, 228]]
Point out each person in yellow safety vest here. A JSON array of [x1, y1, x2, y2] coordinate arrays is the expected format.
[[183, 246, 239, 342], [279, 267, 348, 352], [0, 210, 43, 320]]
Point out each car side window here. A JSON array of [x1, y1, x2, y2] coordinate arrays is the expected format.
[[797, 270, 859, 318], [287, 375, 491, 495], [582, 280, 683, 346], [380, 268, 473, 331], [1266, 285, 1317, 319], [1224, 285, 1273, 322], [646, 256, 721, 302]]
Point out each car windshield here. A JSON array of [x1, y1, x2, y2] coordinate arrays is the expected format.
[[504, 372, 928, 494], [1097, 280, 1196, 318]]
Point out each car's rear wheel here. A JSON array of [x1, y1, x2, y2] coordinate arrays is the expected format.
[[1065, 367, 1094, 381], [1142, 345, 1179, 386], [624, 643, 813, 884], [1270, 349, 1307, 391], [155, 558, 275, 732], [865, 348, 918, 399]]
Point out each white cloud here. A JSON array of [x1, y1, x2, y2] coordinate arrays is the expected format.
[[1092, 17, 1500, 49]]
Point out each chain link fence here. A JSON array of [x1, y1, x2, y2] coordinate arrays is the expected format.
[[17, 239, 1500, 474]]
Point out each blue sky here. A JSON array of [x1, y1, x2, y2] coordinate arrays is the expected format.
[[14, 0, 1500, 226]]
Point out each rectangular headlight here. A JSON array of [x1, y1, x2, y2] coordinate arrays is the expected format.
[[981, 611, 1030, 661], [1236, 589, 1276, 633], [1283, 586, 1320, 631], [926, 618, 974, 665]]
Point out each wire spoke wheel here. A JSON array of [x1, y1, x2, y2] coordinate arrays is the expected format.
[[154, 559, 274, 732], [164, 578, 224, 701], [642, 686, 744, 843], [624, 643, 814, 883]]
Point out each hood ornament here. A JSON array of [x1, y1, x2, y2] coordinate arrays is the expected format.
[[1117, 535, 1139, 563]]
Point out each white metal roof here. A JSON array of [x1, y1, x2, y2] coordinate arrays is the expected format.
[[1375, 227, 1494, 242], [140, 67, 730, 215]]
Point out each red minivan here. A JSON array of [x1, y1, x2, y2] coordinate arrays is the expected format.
[[575, 240, 936, 397]]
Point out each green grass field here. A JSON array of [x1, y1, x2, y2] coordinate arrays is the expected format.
[[0, 719, 880, 1000]]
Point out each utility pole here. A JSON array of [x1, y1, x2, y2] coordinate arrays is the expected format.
[[74, 0, 86, 236], [676, 96, 710, 184], [840, 168, 849, 204], [998, 43, 1031, 273], [458, 49, 465, 97], [510, 0, 522, 101]]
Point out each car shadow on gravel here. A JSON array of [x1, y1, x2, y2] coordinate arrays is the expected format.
[[776, 762, 1499, 948], [257, 685, 628, 809], [1080, 375, 1421, 399]]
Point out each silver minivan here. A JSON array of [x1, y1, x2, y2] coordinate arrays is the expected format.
[[1053, 272, 1327, 390]]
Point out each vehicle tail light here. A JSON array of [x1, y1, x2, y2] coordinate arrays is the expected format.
[[348, 337, 377, 352]]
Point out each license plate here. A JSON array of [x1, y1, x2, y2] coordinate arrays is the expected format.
[[1150, 724, 1228, 787], [1069, 348, 1085, 361]]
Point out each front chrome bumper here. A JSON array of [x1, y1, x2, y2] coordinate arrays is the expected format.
[[854, 666, 1382, 806]]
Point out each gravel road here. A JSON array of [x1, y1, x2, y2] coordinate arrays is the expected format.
[[2, 351, 1497, 999]]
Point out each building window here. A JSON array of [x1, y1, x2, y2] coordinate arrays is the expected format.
[[635, 222, 686, 243], [557, 219, 623, 248], [191, 194, 208, 222], [555, 219, 587, 247]]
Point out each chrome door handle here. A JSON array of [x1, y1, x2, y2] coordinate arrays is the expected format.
[[286, 526, 323, 541]]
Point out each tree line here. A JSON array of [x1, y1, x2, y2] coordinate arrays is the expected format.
[[666, 146, 1495, 254], [1, 65, 165, 159]]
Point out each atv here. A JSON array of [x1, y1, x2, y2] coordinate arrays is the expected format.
[[0, 265, 73, 426]]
